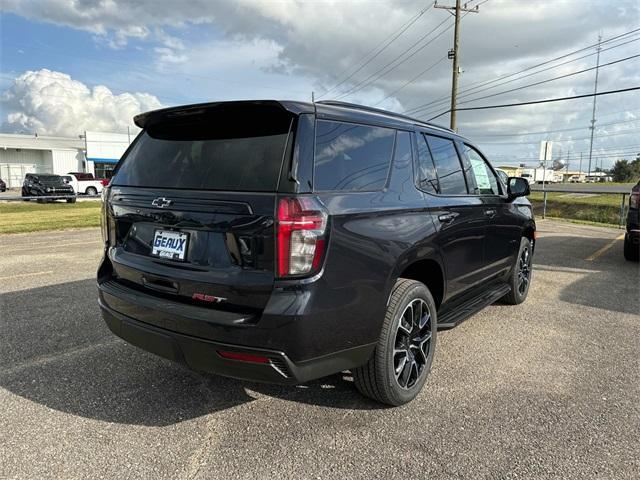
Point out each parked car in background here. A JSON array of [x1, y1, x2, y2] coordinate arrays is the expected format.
[[61, 173, 104, 195], [97, 100, 536, 406], [0, 177, 6, 192], [624, 181, 639, 262], [22, 173, 76, 202], [521, 167, 559, 184]]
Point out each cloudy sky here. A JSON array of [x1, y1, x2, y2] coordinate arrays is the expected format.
[[1, 0, 639, 169]]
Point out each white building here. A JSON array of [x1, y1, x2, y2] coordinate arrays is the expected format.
[[0, 131, 132, 188], [85, 131, 132, 180]]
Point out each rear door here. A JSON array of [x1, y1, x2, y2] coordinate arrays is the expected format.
[[104, 102, 296, 311], [417, 133, 488, 299]]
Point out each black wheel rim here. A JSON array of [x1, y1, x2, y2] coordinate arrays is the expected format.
[[517, 247, 531, 295], [393, 298, 432, 390]]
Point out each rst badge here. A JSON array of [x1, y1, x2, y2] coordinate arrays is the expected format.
[[151, 230, 188, 260]]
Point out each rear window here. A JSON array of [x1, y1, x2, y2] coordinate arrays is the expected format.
[[314, 120, 395, 191], [112, 108, 292, 191]]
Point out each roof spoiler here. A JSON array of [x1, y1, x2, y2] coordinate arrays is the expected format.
[[134, 100, 313, 130]]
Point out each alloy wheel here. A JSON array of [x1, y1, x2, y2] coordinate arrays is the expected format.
[[517, 248, 531, 295], [393, 298, 433, 389]]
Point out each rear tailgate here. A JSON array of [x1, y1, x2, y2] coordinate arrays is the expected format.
[[103, 102, 296, 312], [107, 187, 277, 310]]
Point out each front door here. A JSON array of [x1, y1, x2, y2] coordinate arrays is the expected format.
[[462, 143, 520, 279], [417, 133, 488, 299]]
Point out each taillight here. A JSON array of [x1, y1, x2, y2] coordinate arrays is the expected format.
[[100, 187, 110, 244], [276, 197, 328, 278], [630, 192, 639, 209]]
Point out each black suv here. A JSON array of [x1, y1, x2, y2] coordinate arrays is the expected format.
[[98, 100, 535, 405], [22, 173, 76, 202]]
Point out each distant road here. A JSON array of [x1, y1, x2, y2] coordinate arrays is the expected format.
[[530, 183, 635, 194]]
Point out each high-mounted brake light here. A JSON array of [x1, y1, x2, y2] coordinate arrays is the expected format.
[[276, 197, 328, 277]]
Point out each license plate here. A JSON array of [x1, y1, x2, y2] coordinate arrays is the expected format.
[[151, 230, 189, 261]]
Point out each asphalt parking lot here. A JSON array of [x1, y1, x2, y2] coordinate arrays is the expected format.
[[1, 221, 638, 479]]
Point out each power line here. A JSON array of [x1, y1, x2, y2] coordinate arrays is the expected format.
[[371, 56, 448, 106], [466, 117, 640, 138], [332, 16, 454, 100], [474, 127, 640, 145], [406, 34, 640, 116], [404, 27, 640, 115], [318, 3, 434, 98], [455, 53, 640, 107], [425, 86, 640, 121]]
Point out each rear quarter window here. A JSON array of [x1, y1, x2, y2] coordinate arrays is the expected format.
[[313, 120, 395, 192], [424, 135, 468, 195]]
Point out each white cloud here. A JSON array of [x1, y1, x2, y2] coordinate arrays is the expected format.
[[2, 0, 640, 167], [1, 69, 162, 136]]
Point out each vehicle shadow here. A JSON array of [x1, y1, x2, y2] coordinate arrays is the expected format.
[[533, 233, 639, 315], [0, 279, 379, 427]]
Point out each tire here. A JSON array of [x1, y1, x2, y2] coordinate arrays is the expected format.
[[352, 278, 437, 406], [86, 187, 97, 196], [66, 197, 77, 204], [623, 235, 639, 262], [502, 237, 533, 305]]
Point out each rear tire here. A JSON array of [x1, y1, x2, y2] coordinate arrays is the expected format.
[[86, 187, 97, 196], [502, 237, 533, 305], [623, 234, 639, 262], [352, 279, 437, 406]]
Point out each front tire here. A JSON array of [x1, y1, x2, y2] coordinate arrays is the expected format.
[[352, 279, 437, 406], [503, 237, 533, 305]]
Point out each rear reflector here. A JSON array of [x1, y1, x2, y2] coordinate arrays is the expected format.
[[217, 350, 270, 364]]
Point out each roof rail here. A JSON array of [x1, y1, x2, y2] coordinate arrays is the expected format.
[[315, 100, 454, 133]]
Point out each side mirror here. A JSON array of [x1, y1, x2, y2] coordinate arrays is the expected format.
[[507, 177, 530, 200]]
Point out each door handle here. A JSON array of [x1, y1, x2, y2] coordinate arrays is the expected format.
[[484, 209, 497, 218], [438, 213, 457, 224]]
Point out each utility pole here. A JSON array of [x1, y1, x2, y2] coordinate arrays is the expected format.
[[435, 0, 480, 131], [579, 151, 583, 179], [587, 35, 602, 179]]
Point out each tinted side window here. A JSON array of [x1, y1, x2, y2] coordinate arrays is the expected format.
[[424, 135, 468, 195], [314, 120, 395, 191], [416, 133, 439, 194], [464, 144, 500, 195]]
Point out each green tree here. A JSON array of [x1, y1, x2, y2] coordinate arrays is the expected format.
[[611, 159, 634, 182], [631, 158, 640, 181]]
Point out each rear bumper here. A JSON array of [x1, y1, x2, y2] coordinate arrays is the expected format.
[[98, 281, 375, 384]]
